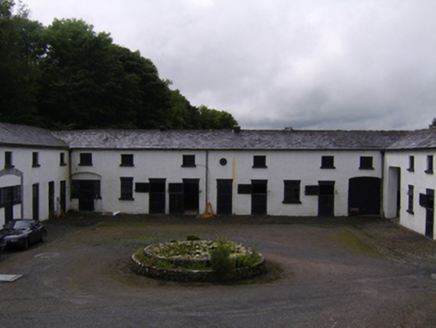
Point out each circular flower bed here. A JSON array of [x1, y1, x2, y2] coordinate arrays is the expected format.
[[132, 237, 265, 282]]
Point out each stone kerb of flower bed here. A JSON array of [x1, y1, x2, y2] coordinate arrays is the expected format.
[[131, 237, 265, 282]]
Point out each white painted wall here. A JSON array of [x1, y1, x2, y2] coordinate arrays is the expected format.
[[70, 148, 383, 217], [384, 150, 436, 238], [0, 146, 70, 226]]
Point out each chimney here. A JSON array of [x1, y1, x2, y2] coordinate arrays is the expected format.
[[159, 125, 167, 132], [233, 125, 241, 133]]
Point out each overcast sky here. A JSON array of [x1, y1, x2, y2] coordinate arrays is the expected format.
[[22, 0, 436, 130]]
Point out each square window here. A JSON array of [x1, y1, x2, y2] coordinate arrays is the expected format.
[[408, 156, 415, 172], [121, 154, 134, 167], [359, 156, 373, 170], [120, 177, 134, 200], [79, 153, 92, 166], [4, 151, 13, 168], [283, 180, 301, 204], [426, 155, 433, 174], [182, 155, 196, 167], [253, 155, 267, 168], [32, 152, 40, 167], [321, 156, 335, 169], [60, 152, 67, 166]]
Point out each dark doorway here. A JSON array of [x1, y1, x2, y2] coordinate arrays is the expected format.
[[251, 180, 267, 215], [169, 183, 184, 214], [217, 179, 233, 215], [149, 179, 166, 214], [318, 181, 335, 217], [48, 181, 55, 219], [348, 177, 381, 215], [4, 187, 13, 224], [183, 179, 199, 214], [425, 189, 434, 239], [60, 180, 67, 215], [32, 183, 39, 221], [73, 180, 100, 212]]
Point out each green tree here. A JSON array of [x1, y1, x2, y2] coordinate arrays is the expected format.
[[430, 118, 436, 128], [198, 105, 238, 129], [0, 0, 43, 125]]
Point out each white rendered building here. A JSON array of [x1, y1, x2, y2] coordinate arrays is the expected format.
[[1, 123, 435, 239]]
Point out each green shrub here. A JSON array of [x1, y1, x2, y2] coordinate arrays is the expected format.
[[210, 237, 235, 278], [187, 234, 201, 241]]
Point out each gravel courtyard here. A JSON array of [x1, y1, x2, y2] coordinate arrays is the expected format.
[[1, 214, 435, 327]]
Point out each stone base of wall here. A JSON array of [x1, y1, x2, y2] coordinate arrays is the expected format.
[[131, 255, 266, 282]]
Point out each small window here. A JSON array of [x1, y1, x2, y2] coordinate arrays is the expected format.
[[425, 155, 433, 174], [321, 156, 335, 169], [408, 156, 415, 172], [283, 180, 301, 204], [407, 185, 414, 214], [120, 154, 134, 167], [182, 155, 196, 167], [32, 152, 40, 167], [79, 153, 92, 166], [120, 177, 134, 200], [4, 151, 13, 168], [253, 155, 267, 168], [219, 158, 227, 166], [359, 156, 373, 170], [60, 152, 67, 166]]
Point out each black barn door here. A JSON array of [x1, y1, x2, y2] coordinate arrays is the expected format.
[[348, 177, 381, 215], [32, 183, 39, 221], [183, 179, 199, 214], [251, 180, 267, 215], [149, 179, 166, 214], [425, 189, 434, 239], [318, 181, 335, 217], [217, 179, 232, 215], [48, 181, 55, 219], [169, 183, 184, 214]]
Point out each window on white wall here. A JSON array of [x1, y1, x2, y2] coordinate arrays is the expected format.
[[425, 155, 433, 174], [120, 154, 134, 167], [283, 180, 301, 204], [359, 156, 373, 170], [408, 156, 415, 172], [4, 151, 13, 168], [253, 155, 267, 168], [182, 155, 196, 167], [407, 185, 414, 214], [321, 156, 335, 169], [120, 177, 134, 200], [79, 153, 92, 166], [32, 152, 40, 167]]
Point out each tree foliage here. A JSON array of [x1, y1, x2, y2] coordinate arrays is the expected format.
[[0, 1, 237, 130], [430, 118, 436, 129]]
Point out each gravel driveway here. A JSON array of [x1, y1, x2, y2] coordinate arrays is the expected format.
[[0, 214, 435, 327]]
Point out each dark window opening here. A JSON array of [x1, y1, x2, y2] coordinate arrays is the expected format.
[[121, 154, 134, 167], [305, 185, 319, 195], [182, 155, 196, 167], [425, 155, 433, 174], [120, 177, 134, 200], [60, 152, 67, 166], [219, 158, 227, 166], [283, 180, 301, 204], [359, 156, 373, 170], [32, 152, 40, 167], [135, 183, 150, 193], [4, 151, 13, 168], [321, 156, 335, 169], [253, 155, 267, 168], [407, 185, 414, 214], [79, 153, 92, 166], [408, 156, 415, 172]]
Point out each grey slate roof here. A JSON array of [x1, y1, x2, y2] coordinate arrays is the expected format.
[[387, 128, 436, 150], [52, 129, 410, 151], [0, 123, 67, 148]]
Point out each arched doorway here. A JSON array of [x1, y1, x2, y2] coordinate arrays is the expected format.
[[348, 177, 381, 215]]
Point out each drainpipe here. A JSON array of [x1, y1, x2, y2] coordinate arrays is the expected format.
[[380, 150, 385, 218], [205, 150, 209, 209]]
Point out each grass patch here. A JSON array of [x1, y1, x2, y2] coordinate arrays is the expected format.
[[337, 228, 381, 256]]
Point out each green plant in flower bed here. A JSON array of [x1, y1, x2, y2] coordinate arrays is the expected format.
[[135, 237, 262, 271]]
